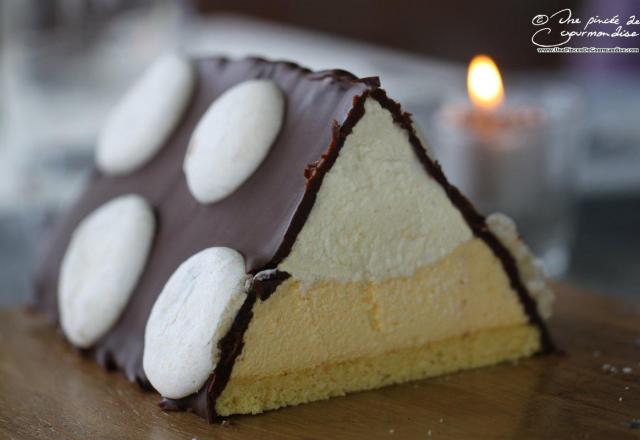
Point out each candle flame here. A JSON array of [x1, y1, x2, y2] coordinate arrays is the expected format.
[[467, 55, 504, 111]]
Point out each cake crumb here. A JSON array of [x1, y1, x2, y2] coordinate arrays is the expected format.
[[427, 429, 432, 436], [389, 428, 395, 434], [623, 367, 633, 374], [221, 420, 232, 428], [439, 418, 444, 424], [625, 386, 631, 391], [619, 397, 624, 402]]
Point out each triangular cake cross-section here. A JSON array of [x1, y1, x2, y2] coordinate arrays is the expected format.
[[32, 57, 553, 422]]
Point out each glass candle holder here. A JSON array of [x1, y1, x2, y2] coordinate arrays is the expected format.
[[431, 82, 585, 277]]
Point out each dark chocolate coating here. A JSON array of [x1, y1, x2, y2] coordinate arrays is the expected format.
[[32, 58, 375, 382], [32, 57, 552, 422]]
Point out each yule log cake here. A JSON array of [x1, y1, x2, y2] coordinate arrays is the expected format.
[[32, 55, 554, 422]]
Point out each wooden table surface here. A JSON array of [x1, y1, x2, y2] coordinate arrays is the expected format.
[[1, 285, 639, 440]]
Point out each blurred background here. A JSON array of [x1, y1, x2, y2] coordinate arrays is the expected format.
[[1, 0, 638, 306]]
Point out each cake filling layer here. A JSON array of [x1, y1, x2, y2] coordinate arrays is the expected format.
[[224, 238, 531, 393], [209, 95, 548, 417], [281, 99, 472, 284]]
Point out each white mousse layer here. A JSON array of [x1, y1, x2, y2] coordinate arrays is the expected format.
[[280, 98, 473, 283], [143, 247, 250, 399], [184, 79, 285, 204], [96, 53, 194, 175], [58, 194, 155, 348]]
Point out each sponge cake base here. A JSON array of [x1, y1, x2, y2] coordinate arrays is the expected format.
[[217, 323, 540, 415]]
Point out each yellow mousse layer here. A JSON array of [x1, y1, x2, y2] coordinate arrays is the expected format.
[[216, 238, 540, 416]]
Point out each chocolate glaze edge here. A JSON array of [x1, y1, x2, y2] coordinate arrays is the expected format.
[[368, 88, 554, 353], [162, 85, 375, 421], [167, 82, 554, 422], [159, 288, 257, 422]]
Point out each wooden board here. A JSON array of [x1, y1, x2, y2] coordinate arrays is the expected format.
[[1, 284, 639, 439]]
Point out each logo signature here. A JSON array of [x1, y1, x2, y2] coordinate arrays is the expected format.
[[531, 8, 639, 48]]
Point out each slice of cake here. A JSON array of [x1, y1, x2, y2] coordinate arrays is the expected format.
[[32, 55, 553, 422]]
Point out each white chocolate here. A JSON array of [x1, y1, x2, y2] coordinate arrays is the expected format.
[[96, 53, 195, 175], [143, 247, 250, 399], [58, 194, 155, 348], [184, 79, 285, 204]]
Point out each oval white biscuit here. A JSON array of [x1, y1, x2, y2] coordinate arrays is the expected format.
[[143, 247, 250, 399], [184, 79, 285, 204], [58, 194, 155, 348], [96, 53, 195, 175]]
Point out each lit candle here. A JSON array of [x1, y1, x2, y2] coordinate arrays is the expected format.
[[435, 55, 545, 218], [467, 55, 504, 111]]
